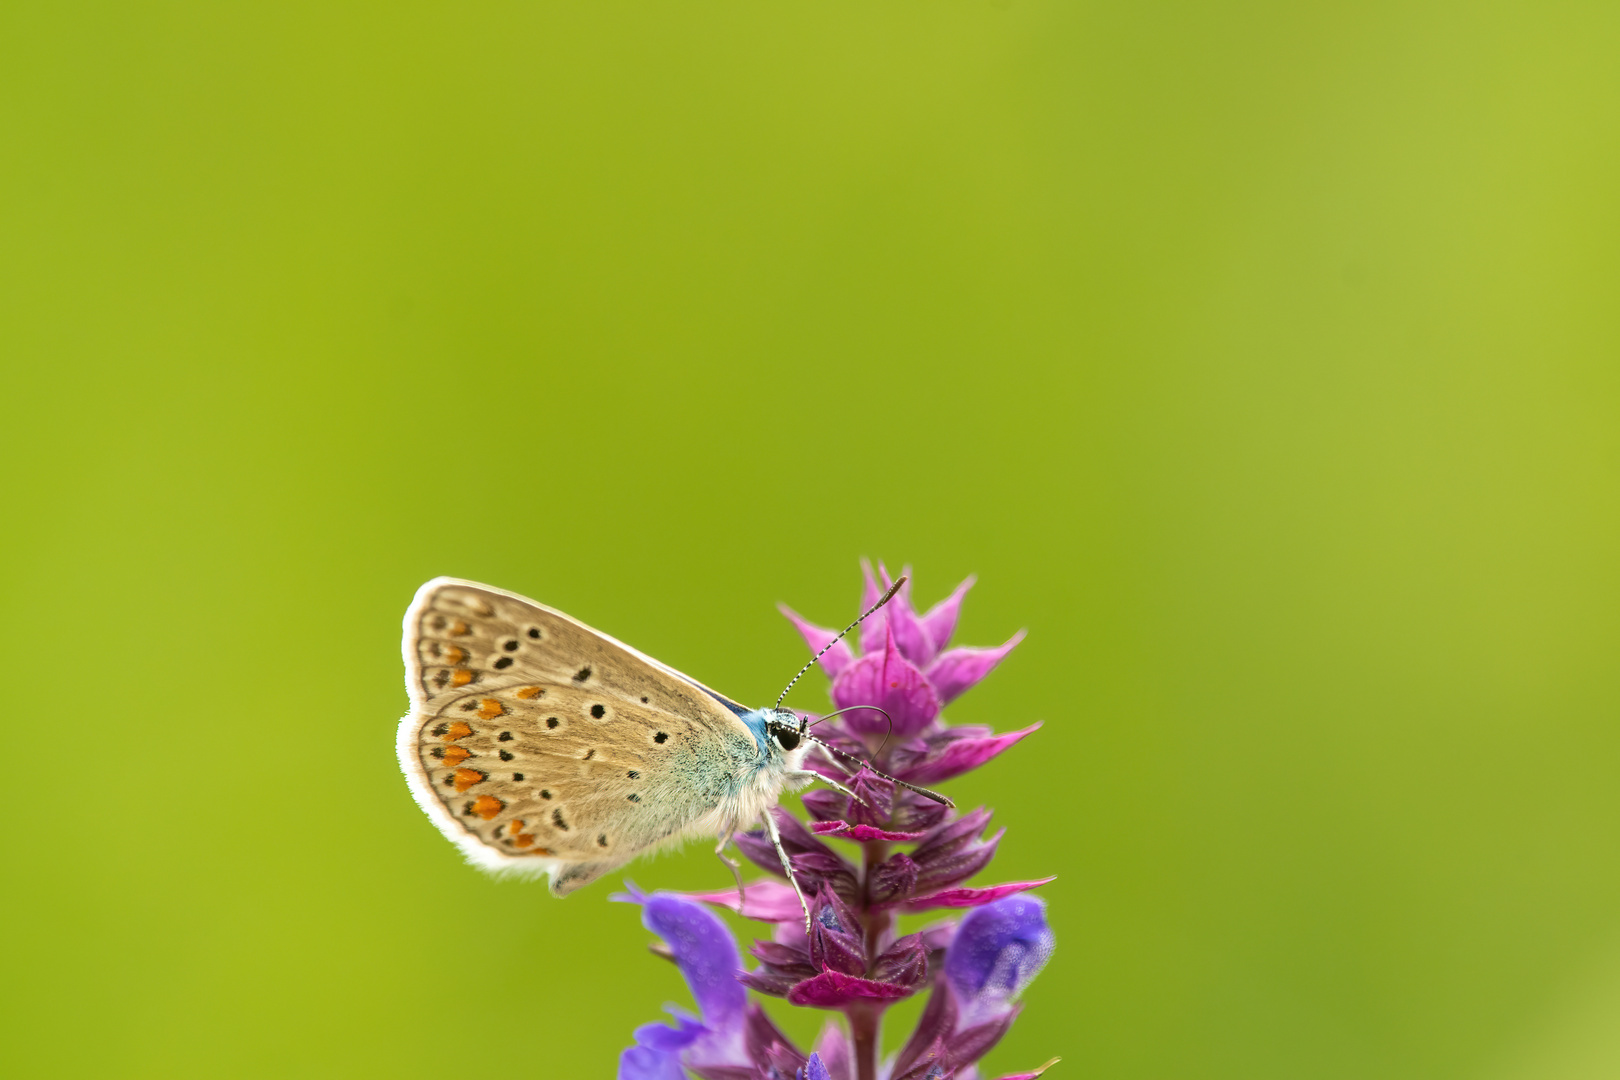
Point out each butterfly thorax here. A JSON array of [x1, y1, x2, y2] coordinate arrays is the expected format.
[[719, 706, 812, 824]]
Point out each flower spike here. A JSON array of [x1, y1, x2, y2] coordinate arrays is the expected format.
[[622, 565, 1050, 1080]]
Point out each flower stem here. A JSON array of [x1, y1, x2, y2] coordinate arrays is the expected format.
[[850, 837, 893, 1080], [848, 1002, 881, 1080]]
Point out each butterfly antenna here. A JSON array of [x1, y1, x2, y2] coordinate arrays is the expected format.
[[807, 704, 896, 756], [774, 575, 907, 710], [802, 732, 954, 808], [808, 704, 893, 730]]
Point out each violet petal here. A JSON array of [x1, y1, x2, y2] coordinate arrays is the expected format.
[[924, 631, 1026, 705], [639, 893, 746, 1034], [944, 896, 1055, 1026], [779, 605, 855, 679], [618, 1045, 687, 1080], [631, 1014, 706, 1053], [830, 625, 941, 739], [802, 1051, 833, 1080], [787, 970, 916, 1008]]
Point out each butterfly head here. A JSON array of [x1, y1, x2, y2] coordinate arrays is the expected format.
[[764, 707, 807, 752]]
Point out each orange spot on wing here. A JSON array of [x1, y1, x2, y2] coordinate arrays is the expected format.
[[442, 721, 472, 742], [443, 646, 465, 665], [507, 818, 538, 848], [453, 768, 485, 793], [450, 669, 474, 687], [515, 686, 542, 700], [441, 746, 470, 768], [476, 698, 504, 720], [471, 795, 503, 820], [449, 619, 469, 636]]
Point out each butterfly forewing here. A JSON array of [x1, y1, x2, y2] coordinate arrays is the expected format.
[[398, 578, 761, 893]]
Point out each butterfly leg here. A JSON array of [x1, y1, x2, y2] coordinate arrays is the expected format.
[[785, 769, 870, 808], [761, 808, 814, 934], [713, 829, 748, 900]]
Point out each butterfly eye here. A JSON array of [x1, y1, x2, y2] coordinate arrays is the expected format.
[[774, 727, 800, 752]]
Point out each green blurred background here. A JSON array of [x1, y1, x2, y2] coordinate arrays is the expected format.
[[4, 1, 1618, 1077]]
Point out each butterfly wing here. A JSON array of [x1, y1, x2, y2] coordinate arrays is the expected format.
[[397, 577, 765, 894]]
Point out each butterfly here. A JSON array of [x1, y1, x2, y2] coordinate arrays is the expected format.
[[396, 576, 949, 927]]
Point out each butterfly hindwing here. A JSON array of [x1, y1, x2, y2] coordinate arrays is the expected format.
[[397, 578, 763, 893]]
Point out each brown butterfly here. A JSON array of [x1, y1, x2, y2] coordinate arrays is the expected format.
[[396, 576, 947, 926]]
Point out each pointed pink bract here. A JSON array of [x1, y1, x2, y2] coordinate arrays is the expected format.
[[925, 629, 1026, 705], [919, 575, 975, 656], [831, 624, 941, 739], [787, 970, 914, 1008], [895, 723, 1041, 786], [857, 559, 887, 656], [684, 881, 806, 923], [890, 877, 1056, 913], [779, 604, 855, 679], [881, 573, 937, 668], [810, 821, 930, 843]]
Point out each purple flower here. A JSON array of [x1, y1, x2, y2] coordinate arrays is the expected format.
[[621, 566, 1054, 1080], [891, 896, 1056, 1079], [618, 887, 827, 1080], [616, 888, 748, 1080]]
